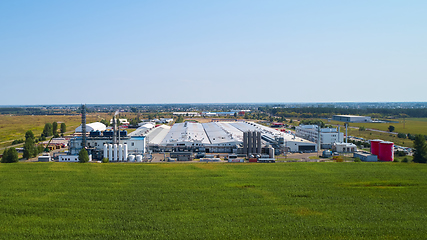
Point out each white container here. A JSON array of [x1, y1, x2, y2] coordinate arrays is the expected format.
[[128, 155, 135, 162], [136, 155, 143, 162]]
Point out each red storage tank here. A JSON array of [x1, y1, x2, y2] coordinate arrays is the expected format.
[[370, 139, 382, 156], [379, 141, 394, 161]]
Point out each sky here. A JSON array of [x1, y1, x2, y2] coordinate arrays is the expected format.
[[1, 1, 426, 105]]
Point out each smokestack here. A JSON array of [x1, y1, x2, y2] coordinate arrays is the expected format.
[[81, 104, 86, 148]]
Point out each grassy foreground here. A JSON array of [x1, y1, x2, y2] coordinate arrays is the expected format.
[[0, 162, 426, 239]]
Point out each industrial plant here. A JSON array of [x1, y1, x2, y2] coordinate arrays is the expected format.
[[60, 105, 322, 162], [55, 106, 400, 163]]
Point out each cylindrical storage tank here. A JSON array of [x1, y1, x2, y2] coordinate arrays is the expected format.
[[108, 144, 113, 161], [128, 155, 135, 162], [118, 144, 123, 162], [123, 144, 128, 161], [136, 155, 143, 162], [370, 139, 382, 156], [379, 141, 394, 161], [113, 144, 118, 161], [103, 144, 108, 160]]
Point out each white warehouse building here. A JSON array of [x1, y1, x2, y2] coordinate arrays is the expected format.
[[295, 125, 344, 149], [332, 115, 372, 123], [75, 122, 107, 132]]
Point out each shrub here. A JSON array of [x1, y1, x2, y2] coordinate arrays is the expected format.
[[402, 157, 410, 163], [354, 157, 361, 162], [102, 158, 109, 163], [393, 158, 400, 162], [397, 133, 407, 139], [1, 148, 19, 163], [78, 148, 89, 163], [396, 150, 406, 157]]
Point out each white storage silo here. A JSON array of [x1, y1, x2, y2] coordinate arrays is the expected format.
[[108, 144, 113, 161], [123, 144, 128, 161], [119, 144, 123, 161], [113, 144, 118, 161], [103, 144, 108, 160]]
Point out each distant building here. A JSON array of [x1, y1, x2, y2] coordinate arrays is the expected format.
[[332, 115, 372, 123], [157, 118, 174, 124], [271, 122, 284, 128], [295, 125, 344, 149], [110, 118, 129, 125], [173, 112, 200, 117]]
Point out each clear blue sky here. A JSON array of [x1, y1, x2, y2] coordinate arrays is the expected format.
[[1, 1, 426, 105]]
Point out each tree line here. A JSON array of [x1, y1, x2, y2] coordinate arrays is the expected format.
[[260, 107, 427, 119]]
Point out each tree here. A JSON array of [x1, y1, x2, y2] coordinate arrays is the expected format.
[[25, 130, 34, 140], [42, 123, 53, 137], [413, 134, 427, 163], [78, 148, 89, 163], [1, 147, 19, 163], [359, 126, 366, 131], [100, 119, 109, 127], [175, 115, 184, 123], [23, 130, 35, 159], [388, 125, 395, 132], [60, 123, 66, 134], [52, 122, 58, 135]]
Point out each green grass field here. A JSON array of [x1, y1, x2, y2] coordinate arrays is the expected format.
[[0, 162, 426, 239], [329, 118, 427, 136]]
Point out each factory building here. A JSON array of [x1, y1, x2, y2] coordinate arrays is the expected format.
[[332, 115, 372, 123], [295, 125, 344, 149], [68, 132, 146, 160], [161, 122, 210, 151], [141, 121, 316, 154], [229, 121, 316, 153]]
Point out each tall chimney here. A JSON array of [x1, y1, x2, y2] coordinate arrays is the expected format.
[[81, 104, 86, 148]]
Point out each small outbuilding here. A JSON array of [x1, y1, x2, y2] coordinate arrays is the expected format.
[[353, 152, 378, 162], [332, 142, 357, 153]]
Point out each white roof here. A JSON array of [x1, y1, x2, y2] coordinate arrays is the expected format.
[[146, 125, 171, 145], [202, 122, 241, 145], [128, 123, 156, 137], [75, 122, 106, 132], [161, 122, 210, 145]]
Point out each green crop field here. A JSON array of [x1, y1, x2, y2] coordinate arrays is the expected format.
[[329, 118, 427, 136], [0, 162, 426, 239]]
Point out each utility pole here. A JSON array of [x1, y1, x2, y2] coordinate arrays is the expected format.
[[345, 122, 348, 143], [317, 122, 321, 157]]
